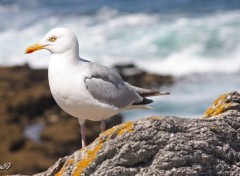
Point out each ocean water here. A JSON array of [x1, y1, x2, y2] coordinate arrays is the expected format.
[[1, 0, 240, 120]]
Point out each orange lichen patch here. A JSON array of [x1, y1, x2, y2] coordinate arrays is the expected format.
[[99, 121, 133, 141], [72, 122, 134, 176], [100, 126, 116, 139], [67, 159, 74, 165], [72, 141, 103, 176], [117, 121, 133, 136], [202, 94, 232, 118]]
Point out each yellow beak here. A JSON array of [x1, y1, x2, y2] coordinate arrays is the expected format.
[[25, 43, 44, 54]]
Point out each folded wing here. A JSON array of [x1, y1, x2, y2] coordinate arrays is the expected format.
[[85, 64, 142, 108], [85, 63, 170, 108]]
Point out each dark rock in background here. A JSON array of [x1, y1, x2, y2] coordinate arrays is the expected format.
[[114, 63, 174, 88], [32, 91, 240, 176]]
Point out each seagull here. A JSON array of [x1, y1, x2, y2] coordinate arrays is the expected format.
[[25, 28, 170, 147]]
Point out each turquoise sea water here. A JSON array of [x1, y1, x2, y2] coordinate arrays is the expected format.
[[0, 0, 240, 120]]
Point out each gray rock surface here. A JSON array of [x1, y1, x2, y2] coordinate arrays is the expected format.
[[31, 91, 240, 175]]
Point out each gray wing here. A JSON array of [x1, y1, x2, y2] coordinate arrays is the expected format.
[[85, 63, 142, 108]]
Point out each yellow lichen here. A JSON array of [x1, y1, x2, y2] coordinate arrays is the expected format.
[[72, 141, 103, 176], [100, 126, 115, 139], [99, 121, 133, 141], [116, 121, 133, 136], [202, 93, 232, 118], [67, 159, 74, 165], [71, 121, 134, 176]]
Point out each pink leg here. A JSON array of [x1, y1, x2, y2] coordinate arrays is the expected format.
[[100, 119, 105, 133], [79, 120, 86, 148]]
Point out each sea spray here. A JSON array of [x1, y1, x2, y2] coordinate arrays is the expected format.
[[0, 4, 239, 75]]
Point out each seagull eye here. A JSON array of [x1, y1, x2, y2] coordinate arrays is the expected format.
[[48, 36, 57, 42]]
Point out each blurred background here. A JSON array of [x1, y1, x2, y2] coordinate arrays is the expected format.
[[0, 0, 240, 174]]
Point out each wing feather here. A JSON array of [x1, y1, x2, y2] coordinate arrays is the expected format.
[[85, 64, 142, 108]]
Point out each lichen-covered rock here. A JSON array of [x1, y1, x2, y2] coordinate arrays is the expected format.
[[35, 122, 134, 176], [202, 91, 240, 118], [33, 91, 240, 176]]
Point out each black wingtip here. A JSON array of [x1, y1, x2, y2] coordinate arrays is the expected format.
[[133, 98, 153, 105]]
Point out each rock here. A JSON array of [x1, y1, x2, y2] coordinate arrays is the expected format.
[[114, 63, 174, 88], [0, 65, 122, 175], [202, 91, 240, 119], [32, 92, 240, 176]]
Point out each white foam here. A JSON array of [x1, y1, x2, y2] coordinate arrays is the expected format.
[[136, 45, 240, 76], [0, 8, 240, 76]]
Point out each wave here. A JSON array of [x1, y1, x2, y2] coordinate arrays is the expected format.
[[0, 7, 240, 76]]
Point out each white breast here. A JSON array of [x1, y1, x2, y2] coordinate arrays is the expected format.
[[48, 55, 119, 121]]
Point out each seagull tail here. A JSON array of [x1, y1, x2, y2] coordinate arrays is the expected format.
[[128, 83, 170, 97], [145, 91, 170, 97]]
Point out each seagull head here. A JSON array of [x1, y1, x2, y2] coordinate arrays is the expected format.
[[25, 27, 79, 55]]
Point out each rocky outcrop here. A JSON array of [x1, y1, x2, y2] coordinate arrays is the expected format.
[[202, 91, 240, 119], [32, 91, 240, 176]]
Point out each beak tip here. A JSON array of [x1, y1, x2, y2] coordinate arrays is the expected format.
[[25, 43, 43, 54], [25, 50, 32, 54]]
